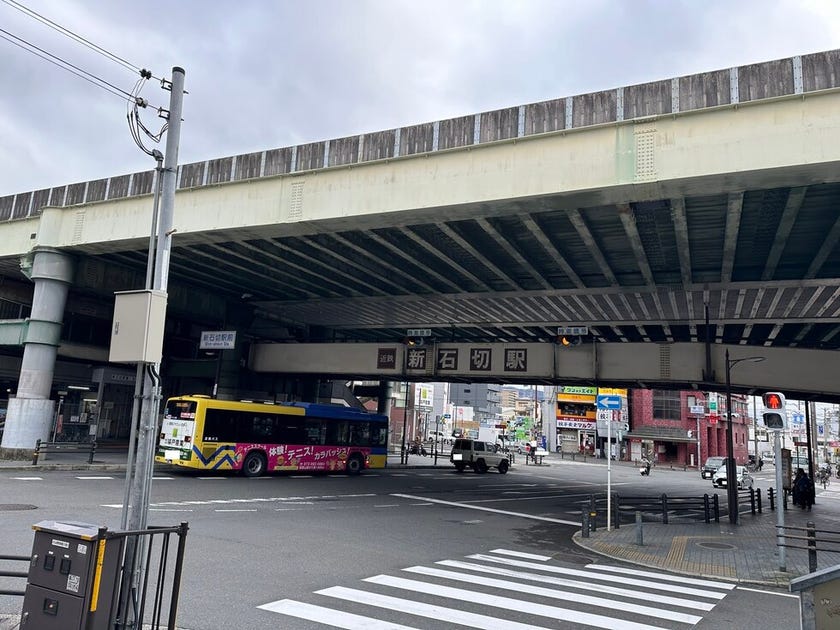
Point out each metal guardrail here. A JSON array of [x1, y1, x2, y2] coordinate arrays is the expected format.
[[31, 439, 126, 465], [580, 492, 721, 534], [0, 553, 29, 596], [778, 521, 840, 573]]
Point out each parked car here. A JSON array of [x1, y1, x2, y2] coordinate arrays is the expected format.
[[701, 456, 727, 480], [712, 465, 754, 489]]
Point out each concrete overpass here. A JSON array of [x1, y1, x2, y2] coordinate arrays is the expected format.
[[2, 49, 840, 446]]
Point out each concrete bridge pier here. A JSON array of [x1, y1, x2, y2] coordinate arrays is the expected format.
[[1, 248, 74, 450]]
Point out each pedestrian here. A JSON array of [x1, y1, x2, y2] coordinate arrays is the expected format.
[[792, 468, 804, 507], [757, 456, 763, 471], [794, 468, 814, 510]]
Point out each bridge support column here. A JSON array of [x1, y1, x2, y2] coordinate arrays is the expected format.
[[1, 248, 74, 450], [377, 381, 394, 417]]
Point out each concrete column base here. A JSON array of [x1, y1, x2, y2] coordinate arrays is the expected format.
[[0, 397, 55, 449]]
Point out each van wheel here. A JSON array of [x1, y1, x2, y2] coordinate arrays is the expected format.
[[474, 460, 488, 474], [242, 451, 267, 477], [498, 460, 509, 475], [346, 453, 365, 475]]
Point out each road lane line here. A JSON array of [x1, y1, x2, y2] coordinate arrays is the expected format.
[[391, 493, 579, 525]]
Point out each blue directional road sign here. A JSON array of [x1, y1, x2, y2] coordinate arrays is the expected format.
[[596, 394, 622, 410]]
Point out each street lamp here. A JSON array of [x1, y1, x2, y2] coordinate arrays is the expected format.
[[725, 350, 765, 524]]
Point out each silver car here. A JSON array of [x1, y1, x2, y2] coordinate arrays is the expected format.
[[712, 465, 754, 489]]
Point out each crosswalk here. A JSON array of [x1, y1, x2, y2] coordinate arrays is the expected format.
[[257, 548, 734, 629]]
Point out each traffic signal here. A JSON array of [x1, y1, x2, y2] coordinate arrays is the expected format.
[[557, 335, 582, 347], [761, 391, 787, 430], [556, 326, 587, 347], [404, 336, 425, 347]]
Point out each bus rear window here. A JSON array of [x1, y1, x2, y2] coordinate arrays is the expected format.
[[166, 400, 197, 420]]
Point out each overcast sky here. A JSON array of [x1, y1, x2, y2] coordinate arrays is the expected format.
[[1, 0, 839, 195]]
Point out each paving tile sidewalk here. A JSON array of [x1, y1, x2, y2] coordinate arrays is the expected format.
[[574, 488, 840, 587]]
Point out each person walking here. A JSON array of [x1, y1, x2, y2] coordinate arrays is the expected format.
[[794, 468, 814, 510]]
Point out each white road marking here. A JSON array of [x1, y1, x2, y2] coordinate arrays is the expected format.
[[318, 586, 558, 630], [397, 568, 702, 624], [374, 504, 400, 508], [489, 548, 551, 561], [11, 476, 42, 480], [469, 554, 726, 599], [391, 493, 580, 525], [736, 586, 800, 598], [215, 509, 258, 512], [197, 477, 226, 480], [363, 577, 666, 630], [76, 476, 113, 480], [584, 563, 735, 590], [436, 560, 715, 610], [257, 599, 421, 629]]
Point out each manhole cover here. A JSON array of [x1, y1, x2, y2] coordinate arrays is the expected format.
[[0, 504, 37, 511], [696, 542, 736, 550]]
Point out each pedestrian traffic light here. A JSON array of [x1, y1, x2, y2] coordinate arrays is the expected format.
[[761, 391, 787, 430]]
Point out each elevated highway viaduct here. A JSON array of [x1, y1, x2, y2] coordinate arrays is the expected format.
[[2, 49, 840, 448]]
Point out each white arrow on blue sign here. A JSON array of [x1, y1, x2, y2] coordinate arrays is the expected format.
[[596, 395, 622, 410]]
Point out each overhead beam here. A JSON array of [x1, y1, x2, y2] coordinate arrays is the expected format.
[[566, 208, 618, 286], [762, 186, 808, 280]]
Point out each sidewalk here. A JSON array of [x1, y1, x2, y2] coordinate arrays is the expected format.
[[574, 484, 840, 588]]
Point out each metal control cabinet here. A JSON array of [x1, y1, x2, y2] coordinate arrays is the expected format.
[[20, 521, 124, 630]]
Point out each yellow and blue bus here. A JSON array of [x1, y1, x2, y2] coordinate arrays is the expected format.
[[155, 396, 388, 476]]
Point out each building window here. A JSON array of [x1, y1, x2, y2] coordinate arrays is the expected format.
[[653, 390, 682, 421]]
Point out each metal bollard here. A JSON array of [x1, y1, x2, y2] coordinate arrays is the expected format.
[[88, 440, 97, 464], [749, 487, 756, 515], [768, 487, 775, 511], [756, 488, 762, 514], [635, 511, 644, 546], [32, 439, 41, 466], [582, 511, 590, 538], [703, 494, 710, 523], [713, 494, 720, 522], [661, 493, 669, 524], [807, 521, 817, 573]]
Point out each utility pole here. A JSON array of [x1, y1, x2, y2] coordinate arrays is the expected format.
[[118, 67, 185, 630]]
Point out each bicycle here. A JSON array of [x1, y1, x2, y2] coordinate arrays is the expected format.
[[818, 468, 831, 489]]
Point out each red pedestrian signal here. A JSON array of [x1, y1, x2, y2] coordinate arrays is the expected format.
[[762, 392, 785, 410], [761, 391, 787, 430]]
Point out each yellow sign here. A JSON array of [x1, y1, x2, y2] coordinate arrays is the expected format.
[[556, 393, 597, 404], [597, 388, 627, 396]]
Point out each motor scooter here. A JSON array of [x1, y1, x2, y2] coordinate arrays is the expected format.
[[639, 458, 651, 476]]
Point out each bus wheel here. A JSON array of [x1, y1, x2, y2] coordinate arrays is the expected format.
[[346, 454, 364, 475], [242, 451, 267, 477]]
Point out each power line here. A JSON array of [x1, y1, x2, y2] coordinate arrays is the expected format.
[[0, 29, 130, 102], [0, 26, 136, 99], [1, 0, 159, 80]]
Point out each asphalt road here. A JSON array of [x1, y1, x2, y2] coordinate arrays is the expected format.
[[0, 460, 797, 629]]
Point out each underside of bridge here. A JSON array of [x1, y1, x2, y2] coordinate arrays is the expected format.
[[67, 176, 840, 353]]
